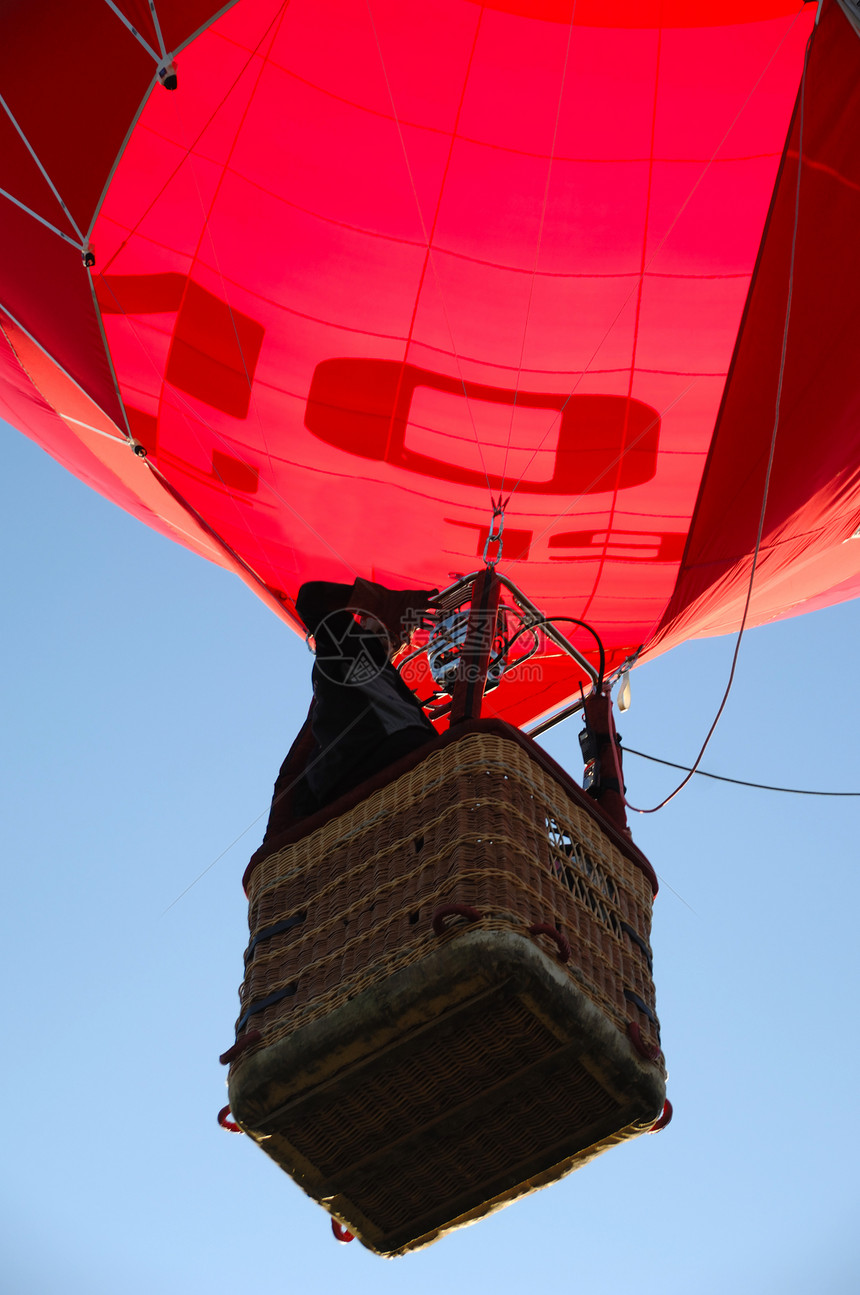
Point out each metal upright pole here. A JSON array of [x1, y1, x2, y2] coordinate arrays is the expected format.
[[581, 687, 630, 836], [449, 567, 502, 724]]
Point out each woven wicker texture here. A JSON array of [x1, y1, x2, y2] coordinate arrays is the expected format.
[[225, 730, 664, 1253], [264, 1006, 646, 1250], [234, 732, 661, 1066]]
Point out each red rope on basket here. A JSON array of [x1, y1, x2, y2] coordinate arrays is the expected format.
[[331, 1220, 354, 1243], [649, 1099, 673, 1133], [219, 1030, 262, 1066], [528, 923, 571, 962], [217, 1105, 242, 1133], [627, 1021, 664, 1065], [432, 904, 482, 935]]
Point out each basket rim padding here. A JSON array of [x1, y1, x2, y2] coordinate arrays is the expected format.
[[227, 928, 666, 1256], [228, 927, 665, 1128]]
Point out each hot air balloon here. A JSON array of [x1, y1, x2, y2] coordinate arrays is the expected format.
[[4, 0, 860, 1257]]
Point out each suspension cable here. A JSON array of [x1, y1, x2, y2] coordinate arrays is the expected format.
[[502, 614, 605, 691], [623, 747, 860, 797]]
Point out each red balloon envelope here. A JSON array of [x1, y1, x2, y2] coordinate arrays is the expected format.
[[2, 0, 859, 728]]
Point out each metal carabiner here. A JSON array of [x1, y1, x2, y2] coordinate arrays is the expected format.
[[482, 505, 505, 568]]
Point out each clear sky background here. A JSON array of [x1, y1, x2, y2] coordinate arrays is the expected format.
[[2, 423, 859, 1294]]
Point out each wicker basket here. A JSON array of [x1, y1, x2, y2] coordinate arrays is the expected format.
[[223, 721, 665, 1256]]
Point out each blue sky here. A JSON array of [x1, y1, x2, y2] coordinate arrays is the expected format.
[[2, 424, 858, 1294]]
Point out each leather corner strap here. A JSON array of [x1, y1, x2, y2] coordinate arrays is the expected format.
[[219, 1029, 262, 1067], [217, 978, 298, 1065]]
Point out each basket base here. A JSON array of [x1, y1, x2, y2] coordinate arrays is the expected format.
[[228, 930, 665, 1256]]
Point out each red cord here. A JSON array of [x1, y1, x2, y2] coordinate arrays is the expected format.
[[217, 1105, 242, 1133], [627, 1020, 663, 1065], [528, 922, 571, 962], [649, 1099, 673, 1132], [432, 904, 482, 935]]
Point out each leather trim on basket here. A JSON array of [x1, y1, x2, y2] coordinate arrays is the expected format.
[[244, 719, 657, 895], [624, 989, 659, 1026]]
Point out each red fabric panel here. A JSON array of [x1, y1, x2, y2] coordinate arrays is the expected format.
[[305, 360, 660, 494], [113, 0, 227, 53], [166, 280, 265, 418], [0, 314, 198, 556], [129, 0, 241, 53], [651, 0, 860, 656], [1, 2, 154, 233], [0, 112, 74, 237], [96, 274, 188, 314], [0, 200, 122, 426], [4, 0, 830, 729], [475, 1, 807, 24], [112, 0, 162, 52], [0, 309, 299, 628], [86, 0, 813, 725], [0, 2, 232, 230], [776, 568, 860, 622], [0, 2, 231, 431]]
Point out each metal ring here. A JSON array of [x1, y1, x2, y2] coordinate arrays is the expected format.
[[482, 506, 505, 567]]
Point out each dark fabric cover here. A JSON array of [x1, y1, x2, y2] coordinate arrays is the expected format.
[[263, 580, 436, 842]]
